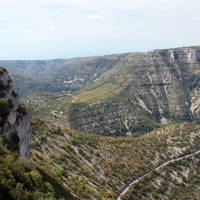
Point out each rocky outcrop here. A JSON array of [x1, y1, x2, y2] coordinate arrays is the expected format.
[[158, 48, 200, 63], [0, 67, 31, 159]]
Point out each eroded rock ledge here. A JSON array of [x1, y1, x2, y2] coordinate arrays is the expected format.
[[0, 67, 31, 159]]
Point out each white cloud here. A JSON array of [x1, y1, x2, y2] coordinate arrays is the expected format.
[[43, 26, 56, 30], [88, 15, 103, 19]]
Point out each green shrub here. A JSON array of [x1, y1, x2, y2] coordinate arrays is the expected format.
[[3, 132, 20, 152], [12, 90, 18, 97], [0, 150, 57, 200], [0, 67, 6, 74], [17, 102, 29, 115], [0, 98, 9, 117], [0, 91, 6, 98]]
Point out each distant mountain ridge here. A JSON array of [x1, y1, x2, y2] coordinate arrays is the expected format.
[[1, 46, 200, 136], [0, 59, 68, 76]]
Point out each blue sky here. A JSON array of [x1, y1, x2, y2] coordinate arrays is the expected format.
[[0, 0, 200, 60]]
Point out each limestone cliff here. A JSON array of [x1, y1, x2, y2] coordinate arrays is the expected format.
[[0, 67, 31, 159]]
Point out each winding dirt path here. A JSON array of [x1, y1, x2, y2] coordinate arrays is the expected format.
[[116, 149, 200, 200]]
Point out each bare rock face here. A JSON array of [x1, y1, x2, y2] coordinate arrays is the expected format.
[[158, 48, 200, 63], [0, 67, 31, 159]]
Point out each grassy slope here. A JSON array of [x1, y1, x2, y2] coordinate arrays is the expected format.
[[75, 53, 147, 103], [31, 117, 200, 199]]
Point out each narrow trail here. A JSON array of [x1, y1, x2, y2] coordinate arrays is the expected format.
[[116, 149, 200, 200]]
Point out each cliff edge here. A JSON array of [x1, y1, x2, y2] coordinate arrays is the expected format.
[[0, 67, 31, 159]]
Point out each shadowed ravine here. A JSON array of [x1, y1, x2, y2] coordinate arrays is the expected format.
[[116, 149, 200, 200]]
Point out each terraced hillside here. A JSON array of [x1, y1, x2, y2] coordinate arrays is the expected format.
[[30, 118, 200, 200], [2, 46, 200, 136]]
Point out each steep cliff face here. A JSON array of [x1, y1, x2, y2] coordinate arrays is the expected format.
[[0, 67, 31, 159]]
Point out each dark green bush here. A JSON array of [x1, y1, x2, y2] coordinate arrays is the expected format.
[[0, 98, 9, 117], [12, 90, 18, 97], [17, 102, 29, 115], [1, 132, 20, 152], [0, 67, 6, 74], [0, 150, 57, 200], [0, 91, 6, 98]]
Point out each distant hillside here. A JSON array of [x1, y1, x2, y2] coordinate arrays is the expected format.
[[0, 59, 67, 76], [2, 46, 200, 136]]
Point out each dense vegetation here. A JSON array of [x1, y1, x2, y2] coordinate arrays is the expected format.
[[30, 117, 200, 199], [122, 154, 200, 200], [0, 137, 75, 200], [0, 98, 9, 117], [1, 116, 200, 200]]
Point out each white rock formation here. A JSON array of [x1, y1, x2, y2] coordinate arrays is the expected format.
[[0, 67, 31, 159]]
